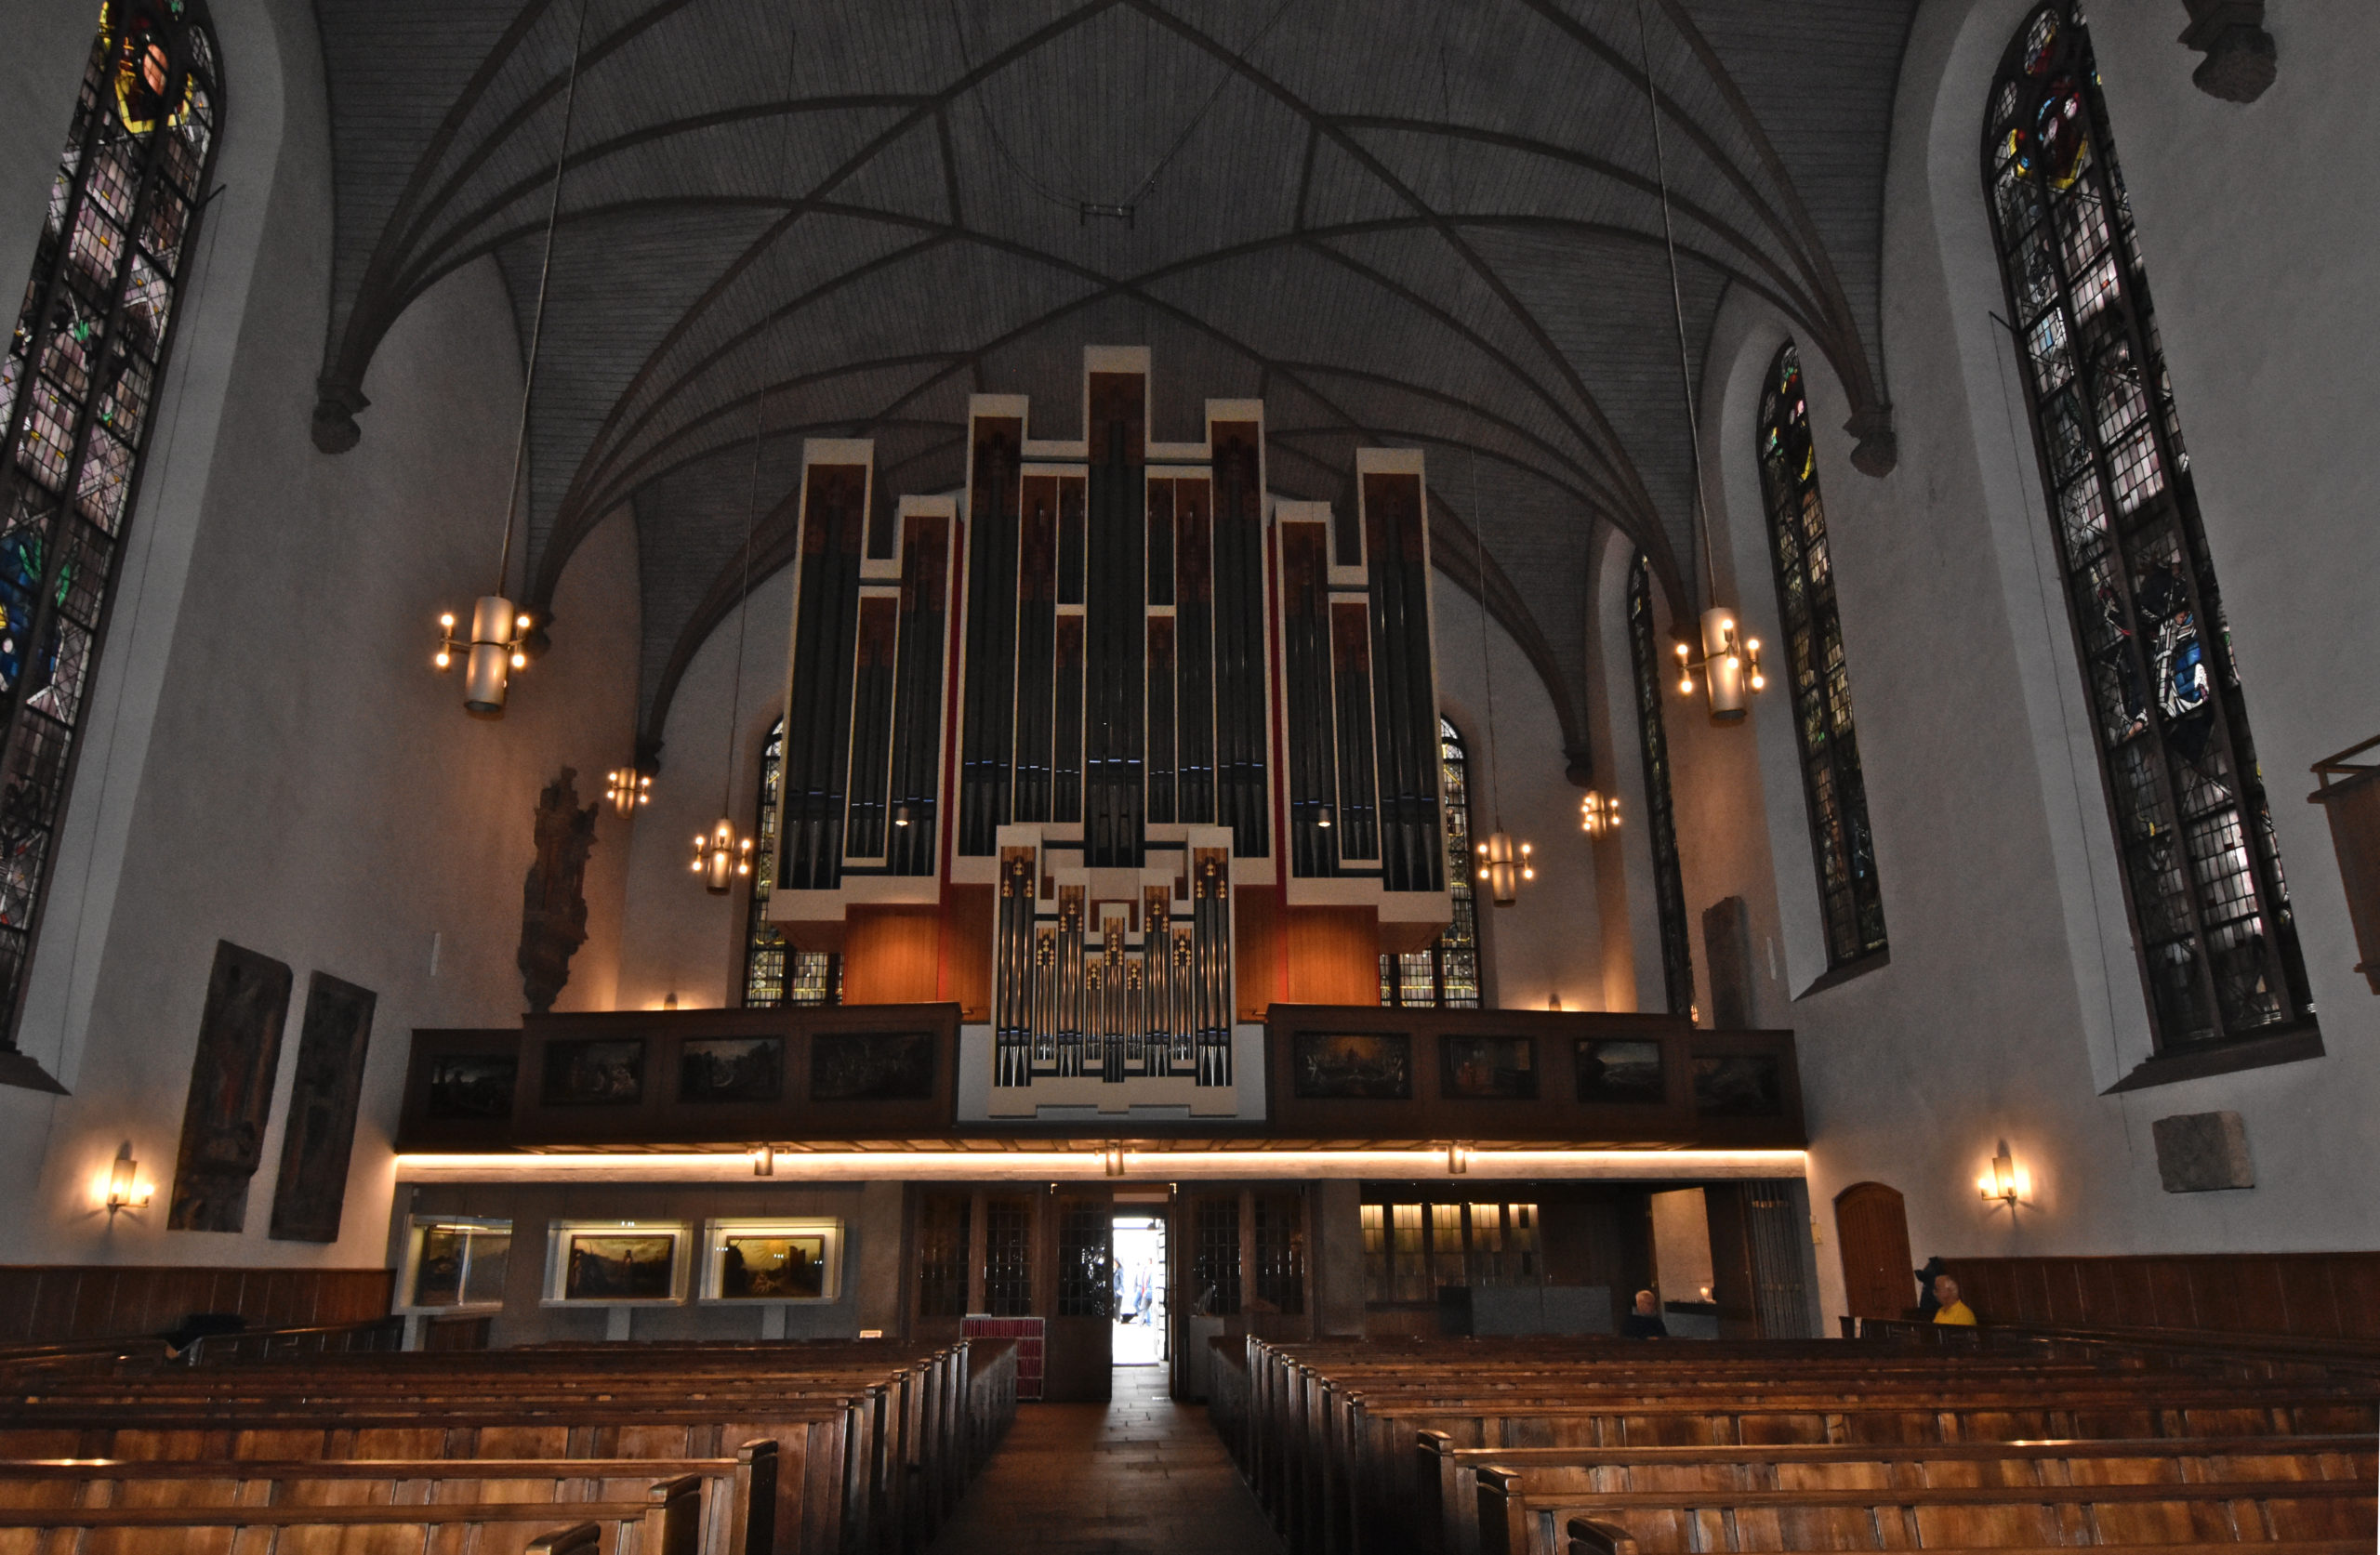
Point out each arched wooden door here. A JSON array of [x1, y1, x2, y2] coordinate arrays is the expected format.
[[1833, 1181, 1915, 1321]]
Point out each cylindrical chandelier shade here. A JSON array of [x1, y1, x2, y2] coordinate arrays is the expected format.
[[467, 595, 525, 715], [692, 819, 751, 896], [605, 767, 652, 818], [1478, 828, 1533, 906]]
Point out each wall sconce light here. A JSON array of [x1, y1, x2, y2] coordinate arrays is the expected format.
[[605, 768, 651, 818], [1580, 791, 1620, 837], [1977, 1143, 2030, 1206], [692, 819, 752, 895], [749, 1144, 774, 1178], [97, 1145, 152, 1217], [662, 992, 678, 1010], [435, 599, 533, 716], [1446, 1142, 1473, 1176], [1104, 1143, 1126, 1178]]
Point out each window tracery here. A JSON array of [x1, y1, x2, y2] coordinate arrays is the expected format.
[[1756, 344, 1887, 969], [1380, 717, 1479, 1008], [1982, 2, 2309, 1048], [0, 0, 219, 1042], [744, 717, 840, 1008]]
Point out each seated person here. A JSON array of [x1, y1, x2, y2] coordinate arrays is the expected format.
[[1931, 1272, 1977, 1325], [1620, 1287, 1669, 1338]]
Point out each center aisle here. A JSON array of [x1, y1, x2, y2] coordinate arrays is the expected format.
[[925, 1364, 1287, 1555]]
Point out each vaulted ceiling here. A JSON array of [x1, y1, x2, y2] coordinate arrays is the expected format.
[[311, 0, 1914, 776]]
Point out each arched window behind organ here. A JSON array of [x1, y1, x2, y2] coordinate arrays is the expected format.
[[743, 718, 840, 1008], [0, 2, 220, 1045], [1757, 345, 1887, 969], [1380, 717, 1480, 1008], [1625, 554, 1694, 1014], [1983, 3, 2309, 1049]]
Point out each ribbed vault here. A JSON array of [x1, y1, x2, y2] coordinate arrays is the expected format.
[[311, 0, 1914, 775]]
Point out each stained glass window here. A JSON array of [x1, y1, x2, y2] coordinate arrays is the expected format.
[[1756, 346, 1887, 969], [0, 1, 219, 1047], [743, 717, 840, 1007], [1380, 717, 1480, 1008], [1625, 555, 1694, 1013], [1983, 3, 2309, 1050]]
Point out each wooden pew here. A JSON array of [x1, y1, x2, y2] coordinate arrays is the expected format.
[[1422, 1434, 2375, 1555], [0, 1466, 707, 1555], [1461, 1438, 2376, 1555]]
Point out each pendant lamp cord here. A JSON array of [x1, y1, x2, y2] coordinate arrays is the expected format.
[[496, 0, 590, 600], [722, 20, 803, 816], [1635, 0, 1715, 616]]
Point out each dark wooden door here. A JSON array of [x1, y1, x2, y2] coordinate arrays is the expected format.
[[1834, 1181, 1914, 1321]]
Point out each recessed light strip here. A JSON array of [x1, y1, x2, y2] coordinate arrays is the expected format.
[[390, 1147, 1808, 1183]]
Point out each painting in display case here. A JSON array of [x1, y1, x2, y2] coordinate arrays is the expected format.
[[701, 1218, 844, 1303], [1440, 1034, 1537, 1100], [810, 1030, 933, 1101], [1290, 1032, 1412, 1100], [540, 1039, 644, 1106], [1691, 1052, 1785, 1117], [427, 1053, 517, 1119], [398, 1217, 513, 1311], [1576, 1038, 1667, 1104], [680, 1036, 783, 1103], [542, 1220, 690, 1305]]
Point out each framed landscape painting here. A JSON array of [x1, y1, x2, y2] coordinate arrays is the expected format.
[[679, 1036, 783, 1103], [542, 1220, 689, 1305], [701, 1218, 844, 1304], [1576, 1039, 1668, 1105], [1291, 1032, 1412, 1100], [1440, 1034, 1537, 1100], [540, 1039, 644, 1106], [810, 1030, 933, 1101]]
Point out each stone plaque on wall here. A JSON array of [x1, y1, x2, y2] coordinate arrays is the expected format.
[[167, 942, 294, 1232], [2152, 1110, 2254, 1193]]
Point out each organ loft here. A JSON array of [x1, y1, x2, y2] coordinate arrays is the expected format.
[[0, 1, 2373, 1550]]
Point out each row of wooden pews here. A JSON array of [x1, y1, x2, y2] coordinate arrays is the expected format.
[[0, 1337, 1018, 1554], [1214, 1336, 2377, 1555]]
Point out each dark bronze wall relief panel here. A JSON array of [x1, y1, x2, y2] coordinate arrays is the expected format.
[[269, 972, 377, 1244], [168, 942, 294, 1232]]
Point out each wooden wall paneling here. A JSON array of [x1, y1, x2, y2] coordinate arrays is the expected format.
[[1941, 1252, 2380, 1342], [1233, 885, 1282, 1024], [939, 883, 994, 1021], [0, 1266, 395, 1346], [958, 417, 1024, 855], [836, 907, 943, 1005], [2275, 1258, 2343, 1338], [1282, 908, 1380, 1007], [2330, 1257, 2380, 1339]]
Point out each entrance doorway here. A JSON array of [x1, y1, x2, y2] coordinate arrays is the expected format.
[[1111, 1211, 1168, 1366]]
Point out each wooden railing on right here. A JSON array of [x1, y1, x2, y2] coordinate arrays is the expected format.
[[1848, 1313, 2380, 1383]]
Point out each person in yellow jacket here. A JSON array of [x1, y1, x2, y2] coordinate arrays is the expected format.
[[1931, 1272, 1977, 1325]]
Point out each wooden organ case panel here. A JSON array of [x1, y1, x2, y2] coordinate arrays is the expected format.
[[772, 440, 956, 954], [768, 350, 1448, 1074]]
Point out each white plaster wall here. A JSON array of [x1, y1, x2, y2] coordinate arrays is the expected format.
[[615, 571, 791, 1013], [0, 0, 639, 1266], [1655, 0, 2380, 1327], [1433, 583, 1603, 1010]]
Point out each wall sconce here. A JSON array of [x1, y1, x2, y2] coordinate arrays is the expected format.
[[692, 819, 752, 895], [749, 1144, 774, 1178], [1446, 1142, 1473, 1176], [96, 1145, 152, 1217], [434, 598, 532, 717], [605, 768, 651, 818], [1580, 791, 1620, 837], [1104, 1143, 1125, 1178], [1977, 1144, 2030, 1206]]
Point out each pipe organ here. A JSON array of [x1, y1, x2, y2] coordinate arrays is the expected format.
[[770, 348, 1450, 1112]]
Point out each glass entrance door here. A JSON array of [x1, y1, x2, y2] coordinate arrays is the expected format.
[[1111, 1211, 1168, 1365]]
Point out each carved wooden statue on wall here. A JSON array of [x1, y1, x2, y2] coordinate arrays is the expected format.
[[520, 769, 598, 1014]]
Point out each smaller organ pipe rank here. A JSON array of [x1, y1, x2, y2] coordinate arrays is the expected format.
[[769, 349, 1451, 1108]]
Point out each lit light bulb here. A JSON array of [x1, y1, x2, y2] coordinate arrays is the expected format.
[[434, 652, 450, 669], [1678, 675, 1694, 694], [1673, 641, 1689, 660], [439, 613, 456, 629], [510, 651, 526, 669], [516, 614, 532, 630]]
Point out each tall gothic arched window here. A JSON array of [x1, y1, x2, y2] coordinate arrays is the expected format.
[[1624, 554, 1694, 1014], [1984, 3, 2308, 1050], [1757, 344, 1887, 969], [0, 1, 220, 1045], [744, 718, 840, 1007], [1381, 717, 1479, 1008]]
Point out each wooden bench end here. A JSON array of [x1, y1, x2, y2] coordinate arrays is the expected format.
[[1563, 1515, 1638, 1555]]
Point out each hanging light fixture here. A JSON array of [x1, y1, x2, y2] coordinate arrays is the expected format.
[[1580, 791, 1620, 837], [604, 766, 651, 818], [432, 1, 588, 716], [1637, 0, 1765, 727]]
